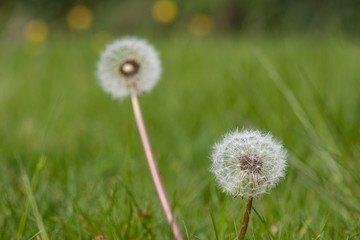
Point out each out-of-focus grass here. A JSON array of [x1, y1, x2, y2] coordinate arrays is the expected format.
[[0, 34, 359, 239]]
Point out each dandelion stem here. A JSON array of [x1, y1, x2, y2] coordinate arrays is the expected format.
[[130, 88, 183, 240], [238, 197, 253, 240]]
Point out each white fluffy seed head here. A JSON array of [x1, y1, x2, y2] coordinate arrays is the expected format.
[[210, 129, 287, 198], [96, 37, 162, 99]]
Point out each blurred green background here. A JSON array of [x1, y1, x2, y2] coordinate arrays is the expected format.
[[0, 0, 360, 239], [2, 0, 360, 37]]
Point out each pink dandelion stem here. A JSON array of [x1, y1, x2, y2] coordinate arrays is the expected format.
[[130, 89, 183, 240]]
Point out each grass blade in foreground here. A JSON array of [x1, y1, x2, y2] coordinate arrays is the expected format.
[[21, 172, 49, 240]]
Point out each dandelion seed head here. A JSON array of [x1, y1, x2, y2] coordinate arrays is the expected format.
[[96, 37, 161, 99], [210, 129, 287, 198]]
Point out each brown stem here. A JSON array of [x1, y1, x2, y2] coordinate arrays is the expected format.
[[238, 197, 253, 240], [130, 88, 183, 240]]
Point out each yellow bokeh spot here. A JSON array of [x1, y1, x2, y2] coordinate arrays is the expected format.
[[25, 20, 49, 44], [189, 14, 213, 36], [91, 32, 113, 52], [67, 5, 93, 31], [152, 0, 178, 23]]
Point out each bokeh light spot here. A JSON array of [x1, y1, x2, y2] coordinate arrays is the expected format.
[[189, 14, 213, 36], [67, 5, 93, 31], [152, 0, 178, 23], [91, 32, 113, 52], [24, 20, 49, 44]]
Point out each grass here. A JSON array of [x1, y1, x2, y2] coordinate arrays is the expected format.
[[0, 33, 360, 239]]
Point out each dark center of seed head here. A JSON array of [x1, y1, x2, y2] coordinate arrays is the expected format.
[[239, 154, 263, 174], [119, 60, 140, 77]]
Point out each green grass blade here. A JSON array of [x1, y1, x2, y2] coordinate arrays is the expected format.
[[17, 156, 46, 240], [21, 173, 49, 240], [209, 210, 219, 240]]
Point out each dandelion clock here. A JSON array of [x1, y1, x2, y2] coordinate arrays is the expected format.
[[96, 37, 183, 240], [211, 129, 287, 240], [97, 37, 161, 98]]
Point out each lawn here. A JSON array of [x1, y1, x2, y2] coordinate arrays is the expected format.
[[0, 34, 360, 239]]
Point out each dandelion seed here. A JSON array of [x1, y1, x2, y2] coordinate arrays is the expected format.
[[210, 129, 287, 240], [97, 37, 161, 99]]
